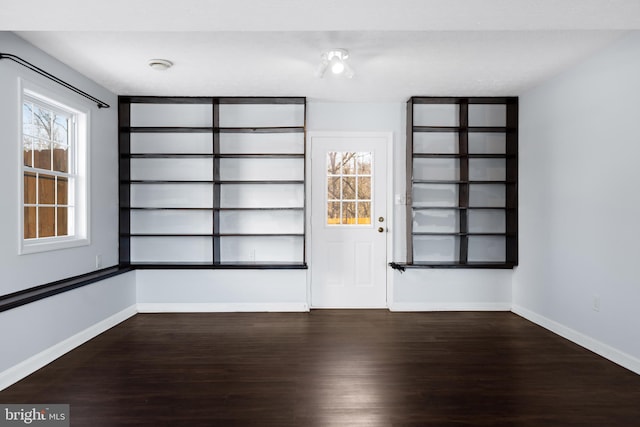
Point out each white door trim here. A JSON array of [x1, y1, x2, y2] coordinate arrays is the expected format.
[[306, 131, 394, 309]]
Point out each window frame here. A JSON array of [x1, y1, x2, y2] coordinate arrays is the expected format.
[[18, 79, 90, 254]]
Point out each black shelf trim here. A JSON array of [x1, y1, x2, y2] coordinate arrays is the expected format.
[[214, 180, 304, 185], [390, 262, 516, 270], [219, 127, 304, 134], [215, 153, 304, 158], [214, 233, 304, 237], [0, 266, 132, 313], [218, 97, 305, 105], [127, 180, 214, 184], [413, 153, 513, 159], [128, 127, 213, 133], [214, 207, 304, 211], [412, 232, 512, 237], [410, 96, 518, 105], [130, 262, 308, 270], [412, 180, 516, 185], [127, 153, 214, 159], [413, 126, 515, 133], [412, 206, 515, 210], [126, 207, 213, 211], [128, 233, 213, 237], [120, 96, 305, 105]]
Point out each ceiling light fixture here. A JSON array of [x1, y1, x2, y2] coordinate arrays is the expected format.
[[316, 49, 354, 79], [148, 59, 173, 71]]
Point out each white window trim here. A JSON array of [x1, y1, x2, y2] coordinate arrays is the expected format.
[[18, 78, 91, 254]]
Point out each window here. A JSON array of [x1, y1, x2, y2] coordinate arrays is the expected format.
[[20, 85, 89, 253], [326, 151, 372, 225]]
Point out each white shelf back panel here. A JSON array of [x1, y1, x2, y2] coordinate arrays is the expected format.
[[220, 184, 303, 208], [219, 210, 303, 234], [412, 184, 458, 207], [413, 104, 459, 127], [219, 158, 303, 181], [413, 209, 459, 233], [468, 133, 506, 154], [131, 183, 213, 208], [413, 132, 458, 154], [413, 235, 460, 263], [467, 236, 506, 262], [131, 158, 213, 181], [219, 235, 304, 263], [130, 133, 213, 154], [131, 236, 212, 263], [469, 158, 506, 181], [131, 210, 212, 234], [219, 132, 304, 154], [469, 184, 505, 208], [219, 104, 304, 128], [413, 158, 460, 181], [130, 103, 213, 127], [468, 209, 506, 233], [468, 104, 506, 127]]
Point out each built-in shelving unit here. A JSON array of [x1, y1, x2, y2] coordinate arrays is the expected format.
[[399, 97, 518, 269], [119, 96, 306, 269]]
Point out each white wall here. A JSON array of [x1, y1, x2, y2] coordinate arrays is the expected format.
[[0, 33, 136, 389], [0, 271, 137, 390], [308, 102, 513, 310], [136, 270, 308, 311], [513, 32, 640, 372], [0, 32, 119, 294]]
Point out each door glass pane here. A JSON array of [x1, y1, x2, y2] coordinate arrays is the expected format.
[[326, 151, 372, 225]]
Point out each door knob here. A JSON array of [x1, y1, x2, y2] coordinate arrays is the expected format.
[[378, 227, 384, 233], [378, 217, 384, 222]]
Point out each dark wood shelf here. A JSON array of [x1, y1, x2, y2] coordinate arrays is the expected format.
[[412, 232, 513, 237], [412, 206, 516, 211], [213, 233, 304, 237], [119, 95, 307, 269], [214, 207, 304, 211], [413, 153, 513, 159], [126, 207, 213, 211], [219, 127, 304, 134], [214, 180, 304, 185], [130, 262, 308, 270], [128, 126, 213, 133], [127, 233, 213, 237], [126, 180, 214, 184], [413, 126, 515, 133], [390, 262, 516, 270], [126, 153, 214, 158], [404, 96, 518, 269], [412, 180, 516, 185], [215, 153, 304, 158]]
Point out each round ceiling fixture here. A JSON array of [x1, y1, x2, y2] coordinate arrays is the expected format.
[[148, 59, 173, 71], [315, 49, 354, 79]]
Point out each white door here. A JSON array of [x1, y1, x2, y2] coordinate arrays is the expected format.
[[309, 133, 390, 308]]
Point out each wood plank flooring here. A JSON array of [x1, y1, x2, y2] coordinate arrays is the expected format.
[[1, 311, 639, 426]]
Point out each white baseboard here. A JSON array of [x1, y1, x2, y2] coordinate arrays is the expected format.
[[512, 304, 640, 376], [0, 304, 137, 391], [389, 302, 512, 312], [137, 302, 310, 313]]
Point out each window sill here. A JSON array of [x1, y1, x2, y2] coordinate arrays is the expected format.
[[20, 237, 90, 255]]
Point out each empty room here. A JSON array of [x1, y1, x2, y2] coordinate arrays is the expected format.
[[1, 1, 640, 425]]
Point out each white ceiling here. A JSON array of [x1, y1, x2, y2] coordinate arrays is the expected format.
[[3, 0, 640, 102]]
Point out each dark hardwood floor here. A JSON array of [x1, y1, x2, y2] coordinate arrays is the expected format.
[[2, 311, 639, 426]]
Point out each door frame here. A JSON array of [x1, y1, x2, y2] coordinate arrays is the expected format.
[[306, 131, 394, 309]]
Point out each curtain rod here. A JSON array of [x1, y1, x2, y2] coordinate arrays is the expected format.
[[0, 53, 111, 109]]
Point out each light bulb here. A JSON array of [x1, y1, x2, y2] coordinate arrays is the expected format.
[[331, 60, 345, 74]]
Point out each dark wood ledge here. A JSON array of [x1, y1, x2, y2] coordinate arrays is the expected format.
[[0, 266, 133, 313]]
